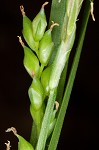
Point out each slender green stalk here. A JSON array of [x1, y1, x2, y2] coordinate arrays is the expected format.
[[48, 1, 91, 150], [56, 61, 68, 105], [36, 89, 57, 150], [30, 122, 38, 148]]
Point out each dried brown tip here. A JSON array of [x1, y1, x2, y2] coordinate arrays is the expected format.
[[5, 141, 11, 150], [55, 101, 59, 112], [6, 127, 17, 136], [90, 2, 95, 21], [50, 21, 59, 31], [20, 5, 25, 16], [42, 2, 49, 9], [17, 36, 25, 47]]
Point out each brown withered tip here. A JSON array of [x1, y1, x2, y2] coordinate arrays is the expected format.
[[6, 127, 17, 136], [5, 141, 11, 150], [50, 21, 59, 31], [17, 36, 25, 47], [42, 2, 49, 9], [55, 101, 59, 112], [90, 1, 95, 21], [20, 5, 25, 16]]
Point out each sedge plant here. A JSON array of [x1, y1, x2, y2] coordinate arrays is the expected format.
[[5, 0, 95, 150]]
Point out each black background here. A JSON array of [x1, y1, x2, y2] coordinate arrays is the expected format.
[[0, 0, 99, 150]]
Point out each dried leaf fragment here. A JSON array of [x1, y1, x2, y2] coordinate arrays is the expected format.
[[55, 101, 59, 111], [6, 127, 17, 135], [5, 141, 11, 150], [90, 1, 95, 21]]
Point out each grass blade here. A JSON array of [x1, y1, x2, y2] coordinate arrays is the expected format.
[[49, 0, 66, 63], [36, 89, 57, 150], [48, 1, 91, 150], [56, 61, 68, 105]]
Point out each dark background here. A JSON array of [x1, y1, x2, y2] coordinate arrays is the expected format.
[[0, 0, 98, 150]]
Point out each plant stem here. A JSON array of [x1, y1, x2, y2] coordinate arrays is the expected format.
[[36, 89, 57, 150], [56, 60, 68, 106], [30, 105, 44, 148], [30, 122, 38, 148]]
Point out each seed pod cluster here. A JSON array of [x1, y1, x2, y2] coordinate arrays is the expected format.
[[18, 2, 59, 147], [19, 2, 58, 78]]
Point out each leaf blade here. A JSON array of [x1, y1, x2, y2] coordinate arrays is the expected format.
[[48, 1, 91, 150]]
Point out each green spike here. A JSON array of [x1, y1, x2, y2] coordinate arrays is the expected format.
[[20, 5, 39, 53], [32, 2, 48, 41], [28, 77, 44, 111]]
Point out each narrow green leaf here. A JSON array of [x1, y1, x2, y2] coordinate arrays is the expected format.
[[48, 1, 91, 150], [56, 61, 68, 105], [49, 0, 66, 63]]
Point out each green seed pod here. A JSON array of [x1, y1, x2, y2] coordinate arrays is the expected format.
[[18, 36, 40, 78], [28, 77, 44, 111], [20, 5, 39, 53], [17, 134, 34, 150], [38, 22, 59, 66], [23, 46, 40, 78], [41, 65, 52, 96], [38, 29, 54, 66], [32, 2, 48, 41]]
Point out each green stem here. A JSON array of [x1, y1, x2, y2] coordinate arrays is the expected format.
[[36, 89, 57, 150], [30, 122, 38, 148], [56, 60, 68, 106], [30, 105, 44, 148]]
